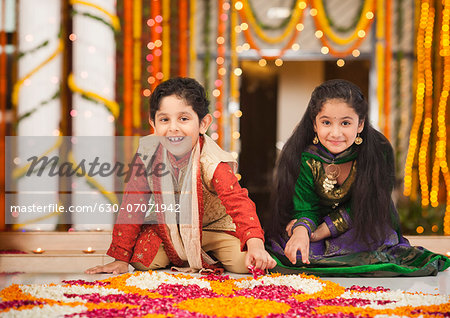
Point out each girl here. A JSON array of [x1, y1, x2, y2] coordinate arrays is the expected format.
[[86, 77, 275, 274], [265, 79, 450, 276]]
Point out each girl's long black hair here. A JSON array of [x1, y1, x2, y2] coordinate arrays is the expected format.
[[266, 79, 395, 245]]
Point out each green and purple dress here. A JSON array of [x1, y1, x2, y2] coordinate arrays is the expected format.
[[266, 144, 450, 277]]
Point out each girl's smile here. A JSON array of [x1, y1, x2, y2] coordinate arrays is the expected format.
[[313, 99, 364, 154]]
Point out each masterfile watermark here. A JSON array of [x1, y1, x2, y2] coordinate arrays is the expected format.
[[25, 152, 170, 182], [5, 136, 193, 225]]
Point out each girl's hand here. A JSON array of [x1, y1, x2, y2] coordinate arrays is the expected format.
[[284, 226, 310, 264], [285, 219, 297, 237], [85, 260, 129, 275], [245, 238, 277, 271], [310, 222, 331, 242]]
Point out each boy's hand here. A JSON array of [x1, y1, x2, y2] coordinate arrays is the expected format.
[[284, 226, 310, 265], [245, 238, 276, 271], [85, 260, 129, 275]]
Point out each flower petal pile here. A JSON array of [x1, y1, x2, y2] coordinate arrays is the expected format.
[[0, 271, 449, 317]]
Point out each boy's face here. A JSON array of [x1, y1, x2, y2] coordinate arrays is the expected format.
[[150, 95, 212, 158]]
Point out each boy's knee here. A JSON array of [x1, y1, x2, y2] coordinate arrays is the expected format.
[[131, 244, 170, 271], [221, 251, 249, 274]]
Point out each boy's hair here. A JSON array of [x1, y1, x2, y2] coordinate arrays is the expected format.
[[149, 77, 210, 121], [266, 79, 395, 247]]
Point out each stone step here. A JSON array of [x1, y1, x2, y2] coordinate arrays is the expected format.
[[0, 231, 115, 272], [0, 231, 112, 252], [0, 250, 115, 273]]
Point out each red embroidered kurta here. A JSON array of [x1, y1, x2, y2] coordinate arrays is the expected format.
[[107, 144, 264, 268]]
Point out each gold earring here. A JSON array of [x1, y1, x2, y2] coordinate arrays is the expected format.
[[355, 134, 363, 145], [313, 135, 319, 144]]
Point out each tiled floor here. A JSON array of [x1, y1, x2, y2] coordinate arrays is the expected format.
[[1, 269, 449, 295]]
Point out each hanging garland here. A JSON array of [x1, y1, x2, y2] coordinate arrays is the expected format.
[[403, 0, 434, 206], [189, 0, 197, 77], [179, 0, 188, 77], [69, 0, 120, 30], [18, 40, 50, 59], [383, 0, 392, 140], [393, 0, 405, 172], [123, 0, 133, 136], [375, 0, 385, 133], [238, 0, 305, 44], [322, 0, 365, 33], [12, 39, 64, 108], [149, 0, 162, 90], [236, 3, 305, 60], [68, 73, 120, 118], [0, 0, 6, 230], [162, 0, 170, 81], [431, 0, 450, 234], [230, 0, 239, 153], [72, 10, 118, 33], [311, 0, 375, 46], [417, 1, 434, 208], [202, 0, 211, 93], [246, 0, 298, 30], [133, 0, 142, 130], [16, 89, 60, 123]]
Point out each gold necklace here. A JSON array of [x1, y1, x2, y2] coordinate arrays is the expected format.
[[323, 161, 341, 193]]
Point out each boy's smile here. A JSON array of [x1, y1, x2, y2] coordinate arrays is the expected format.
[[150, 95, 212, 158]]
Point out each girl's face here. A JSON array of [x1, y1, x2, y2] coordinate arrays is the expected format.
[[150, 95, 212, 157], [313, 99, 364, 154]]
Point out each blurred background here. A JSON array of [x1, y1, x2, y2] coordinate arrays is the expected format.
[[0, 0, 448, 236]]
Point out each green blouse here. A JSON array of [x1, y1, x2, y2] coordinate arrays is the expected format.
[[292, 147, 357, 236]]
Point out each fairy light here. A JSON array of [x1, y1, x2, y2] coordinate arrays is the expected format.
[[310, 8, 318, 16], [291, 43, 300, 50], [235, 1, 243, 10], [234, 110, 242, 118], [296, 23, 304, 31], [298, 1, 307, 9], [275, 58, 283, 66], [418, 2, 435, 207], [240, 23, 248, 31], [320, 46, 329, 54], [234, 68, 242, 76], [357, 30, 366, 38], [315, 30, 323, 38], [352, 49, 360, 57], [432, 0, 450, 233], [404, 1, 431, 198], [336, 59, 345, 67], [258, 59, 267, 67], [212, 89, 221, 97], [416, 226, 424, 234]]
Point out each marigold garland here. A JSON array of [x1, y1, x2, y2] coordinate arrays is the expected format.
[[68, 73, 120, 118], [189, 0, 197, 78], [239, 0, 305, 44], [12, 39, 64, 108], [237, 3, 305, 60], [311, 0, 375, 46], [1, 271, 449, 317]]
